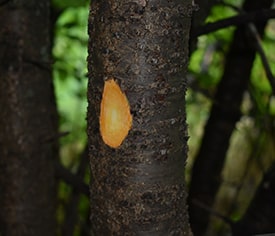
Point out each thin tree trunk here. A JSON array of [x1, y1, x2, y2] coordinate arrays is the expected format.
[[87, 0, 193, 235], [188, 0, 273, 235], [0, 1, 58, 235]]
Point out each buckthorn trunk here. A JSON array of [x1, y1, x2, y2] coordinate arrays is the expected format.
[[87, 0, 193, 235]]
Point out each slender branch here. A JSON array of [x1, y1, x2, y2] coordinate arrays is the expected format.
[[62, 145, 89, 236], [193, 2, 275, 94], [191, 199, 234, 226], [192, 9, 275, 38], [248, 23, 275, 94], [54, 160, 89, 197], [44, 131, 70, 143], [218, 1, 241, 12], [218, 2, 275, 94]]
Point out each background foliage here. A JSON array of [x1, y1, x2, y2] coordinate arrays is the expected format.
[[52, 1, 90, 235], [51, 0, 275, 235]]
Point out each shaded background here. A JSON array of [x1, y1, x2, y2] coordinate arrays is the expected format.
[[1, 0, 274, 235], [53, 0, 275, 235]]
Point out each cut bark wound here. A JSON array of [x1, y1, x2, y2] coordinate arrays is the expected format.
[[100, 78, 132, 148]]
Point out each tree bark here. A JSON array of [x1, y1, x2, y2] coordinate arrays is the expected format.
[[87, 0, 193, 235], [0, 1, 58, 235], [188, 0, 273, 235]]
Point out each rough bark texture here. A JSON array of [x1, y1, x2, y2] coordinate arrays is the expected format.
[[188, 0, 273, 235], [87, 0, 193, 235], [232, 163, 275, 236], [0, 1, 58, 235]]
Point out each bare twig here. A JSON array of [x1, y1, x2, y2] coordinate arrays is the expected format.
[[61, 145, 90, 236], [193, 3, 275, 94], [44, 131, 70, 143], [191, 198, 234, 226], [192, 9, 275, 38], [248, 23, 275, 94], [54, 159, 89, 197], [223, 2, 275, 94]]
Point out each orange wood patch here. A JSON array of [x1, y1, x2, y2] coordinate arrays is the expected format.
[[100, 79, 132, 148]]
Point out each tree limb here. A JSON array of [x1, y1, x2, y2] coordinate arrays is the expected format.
[[192, 9, 275, 37], [248, 23, 275, 94], [61, 145, 90, 236], [55, 160, 89, 197]]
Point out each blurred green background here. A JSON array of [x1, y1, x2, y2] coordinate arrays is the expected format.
[[51, 0, 275, 235]]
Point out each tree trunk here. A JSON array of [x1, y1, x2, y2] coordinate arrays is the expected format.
[[87, 0, 193, 235], [0, 1, 58, 235], [188, 0, 273, 235]]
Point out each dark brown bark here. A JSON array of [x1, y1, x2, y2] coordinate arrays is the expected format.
[[188, 0, 273, 235], [0, 1, 58, 235], [87, 0, 193, 235], [232, 162, 275, 236]]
